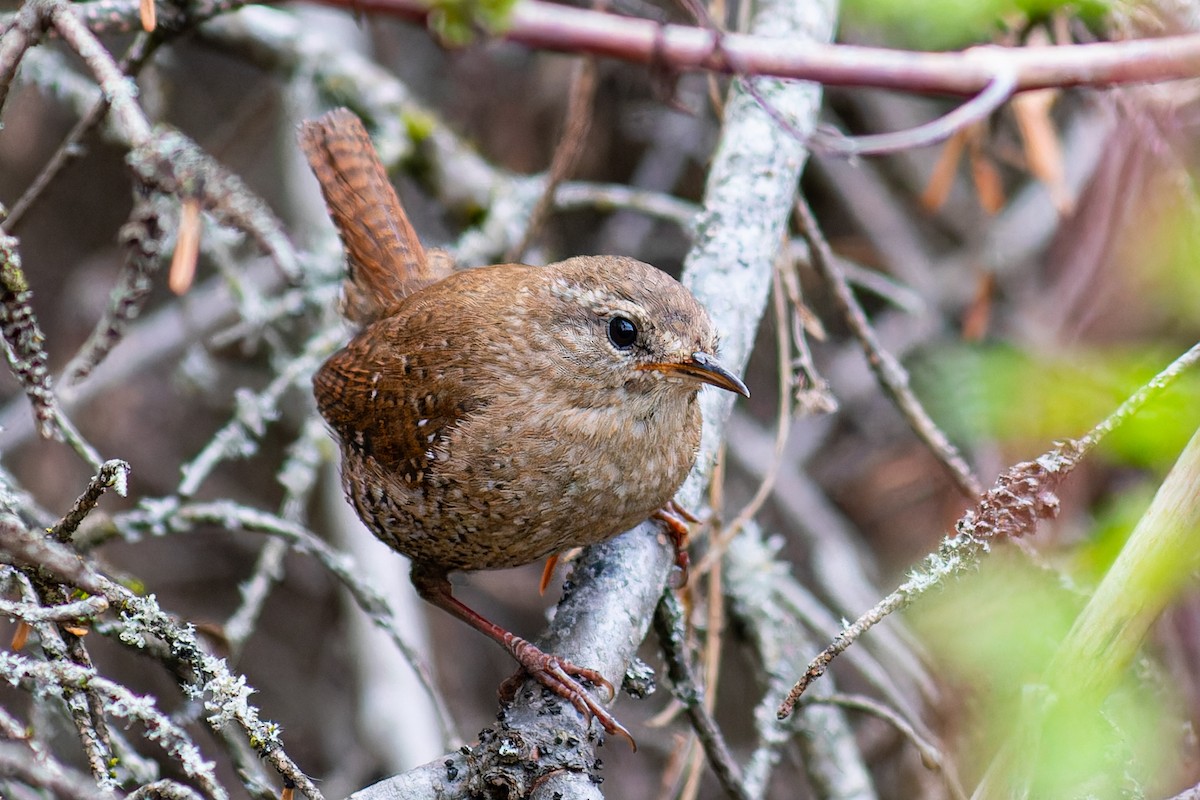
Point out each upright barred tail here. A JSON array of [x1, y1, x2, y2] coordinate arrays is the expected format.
[[298, 108, 443, 326]]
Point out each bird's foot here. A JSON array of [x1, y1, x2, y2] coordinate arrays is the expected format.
[[499, 637, 636, 750], [653, 500, 699, 588]]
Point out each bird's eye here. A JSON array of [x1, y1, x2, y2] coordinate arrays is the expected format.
[[607, 316, 638, 350]]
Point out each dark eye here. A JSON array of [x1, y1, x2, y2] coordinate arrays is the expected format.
[[607, 316, 638, 349]]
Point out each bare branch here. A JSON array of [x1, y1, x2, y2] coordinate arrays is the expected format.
[[653, 591, 750, 800], [0, 593, 109, 623], [0, 234, 58, 441], [312, 0, 1200, 95], [805, 693, 967, 800], [0, 519, 324, 799], [48, 459, 129, 542]]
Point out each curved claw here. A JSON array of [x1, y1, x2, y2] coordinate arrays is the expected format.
[[538, 659, 635, 750], [500, 643, 636, 750]]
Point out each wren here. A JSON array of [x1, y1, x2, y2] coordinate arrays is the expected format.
[[300, 109, 748, 744]]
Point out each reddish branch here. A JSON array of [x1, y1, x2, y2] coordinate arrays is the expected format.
[[311, 0, 1200, 96]]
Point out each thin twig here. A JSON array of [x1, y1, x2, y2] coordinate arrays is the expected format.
[[3, 31, 157, 233], [654, 591, 751, 800], [0, 519, 324, 799], [10, 574, 115, 788], [724, 522, 876, 798], [788, 240, 926, 314], [679, 517, 730, 800], [175, 327, 341, 499], [225, 418, 326, 658], [810, 66, 1018, 156], [0, 233, 58, 440], [47, 459, 129, 543], [794, 195, 984, 499], [48, 0, 151, 145], [804, 693, 968, 800], [118, 499, 458, 738], [0, 594, 109, 623], [698, 261, 799, 576], [1076, 341, 1200, 452], [125, 130, 300, 281], [0, 235, 102, 462], [0, 0, 45, 112], [62, 194, 166, 386], [0, 653, 228, 800], [0, 742, 115, 800], [505, 56, 599, 262], [555, 181, 698, 227]]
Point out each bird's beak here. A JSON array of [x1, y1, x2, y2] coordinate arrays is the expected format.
[[639, 352, 750, 397]]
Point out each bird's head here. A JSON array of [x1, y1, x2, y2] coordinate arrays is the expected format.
[[527, 256, 749, 408]]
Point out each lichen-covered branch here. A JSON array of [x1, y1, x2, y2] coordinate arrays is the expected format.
[[0, 518, 323, 799]]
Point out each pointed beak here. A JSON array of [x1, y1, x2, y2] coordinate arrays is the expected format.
[[639, 352, 750, 398]]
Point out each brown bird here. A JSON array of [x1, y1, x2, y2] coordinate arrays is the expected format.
[[300, 109, 748, 744]]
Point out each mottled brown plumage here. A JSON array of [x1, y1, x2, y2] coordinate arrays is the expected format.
[[300, 109, 748, 744]]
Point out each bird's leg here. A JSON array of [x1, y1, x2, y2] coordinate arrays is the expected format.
[[652, 500, 699, 587], [538, 553, 560, 596], [410, 564, 635, 749]]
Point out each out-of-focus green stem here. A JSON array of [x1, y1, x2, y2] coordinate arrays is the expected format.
[[1050, 425, 1200, 701]]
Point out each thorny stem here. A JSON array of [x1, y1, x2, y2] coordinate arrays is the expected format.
[[311, 0, 1200, 95]]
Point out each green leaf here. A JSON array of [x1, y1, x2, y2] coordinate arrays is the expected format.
[[427, 0, 519, 46]]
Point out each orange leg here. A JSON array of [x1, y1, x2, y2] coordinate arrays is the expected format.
[[538, 553, 560, 596], [411, 564, 635, 749], [652, 500, 698, 587]]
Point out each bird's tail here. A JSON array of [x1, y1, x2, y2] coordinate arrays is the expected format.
[[298, 108, 448, 326]]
